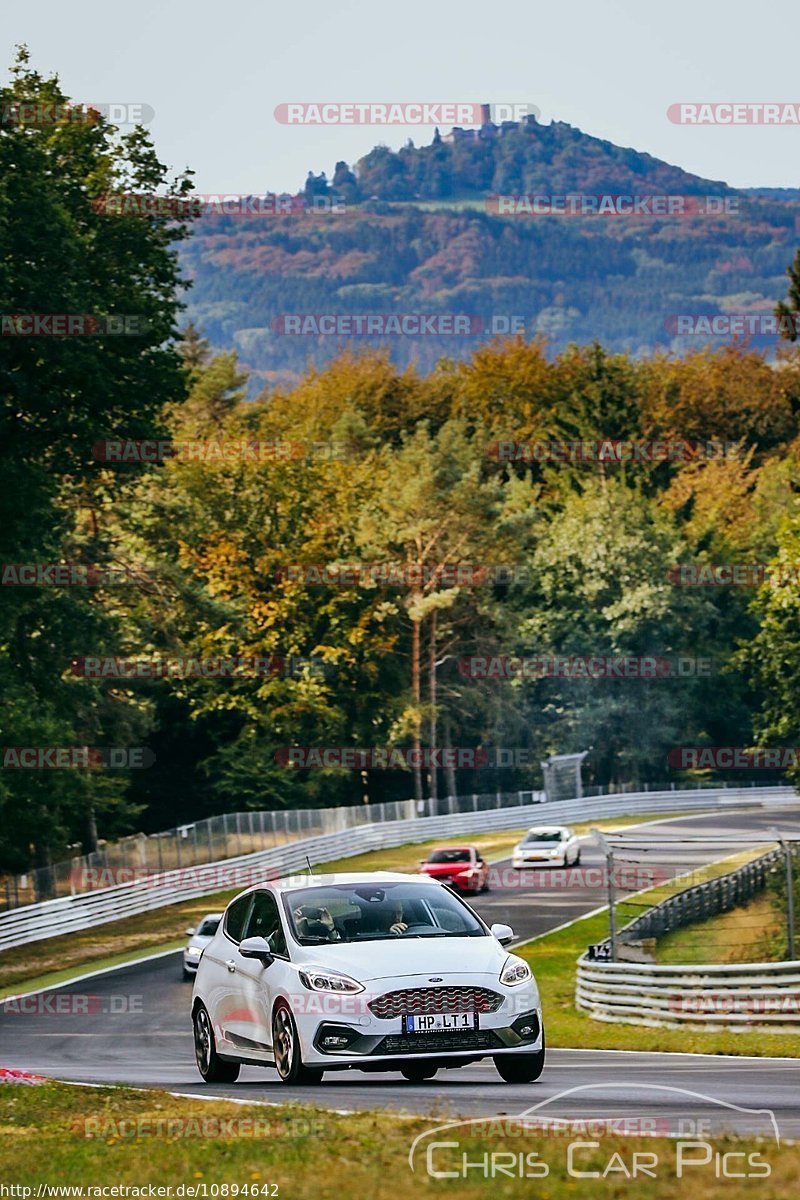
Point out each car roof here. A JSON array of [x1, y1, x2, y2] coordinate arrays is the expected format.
[[525, 825, 568, 834], [236, 870, 442, 897], [427, 845, 474, 852]]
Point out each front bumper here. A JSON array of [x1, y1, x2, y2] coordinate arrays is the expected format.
[[512, 853, 564, 867], [291, 977, 542, 1068]]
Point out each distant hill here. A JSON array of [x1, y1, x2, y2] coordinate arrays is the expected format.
[[180, 119, 798, 392]]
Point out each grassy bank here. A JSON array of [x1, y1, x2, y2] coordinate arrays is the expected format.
[[656, 892, 787, 965], [0, 1081, 795, 1200]]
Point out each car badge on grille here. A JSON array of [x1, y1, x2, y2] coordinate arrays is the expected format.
[[428, 977, 443, 982]]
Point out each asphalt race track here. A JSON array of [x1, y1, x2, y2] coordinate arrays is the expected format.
[[2, 805, 800, 1136]]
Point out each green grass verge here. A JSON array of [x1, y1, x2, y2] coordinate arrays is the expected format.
[[656, 892, 787, 965], [516, 848, 800, 1057], [0, 1081, 796, 1199]]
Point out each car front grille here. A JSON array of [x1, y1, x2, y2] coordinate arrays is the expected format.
[[375, 1029, 504, 1055], [368, 986, 503, 1018]]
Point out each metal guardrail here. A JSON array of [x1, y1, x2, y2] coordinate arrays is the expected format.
[[0, 778, 782, 911], [0, 785, 793, 953], [576, 957, 800, 1028], [577, 844, 800, 1028], [1, 791, 546, 912], [614, 847, 783, 946]]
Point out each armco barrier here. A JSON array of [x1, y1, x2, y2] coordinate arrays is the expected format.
[[0, 785, 794, 952], [614, 846, 784, 944], [576, 958, 800, 1029]]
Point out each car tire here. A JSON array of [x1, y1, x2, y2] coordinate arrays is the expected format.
[[193, 1004, 240, 1083], [480, 877, 490, 893], [273, 1002, 324, 1086], [400, 1064, 438, 1083], [574, 848, 581, 866], [494, 1034, 545, 1084]]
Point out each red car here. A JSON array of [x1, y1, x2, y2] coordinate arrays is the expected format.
[[418, 845, 489, 894]]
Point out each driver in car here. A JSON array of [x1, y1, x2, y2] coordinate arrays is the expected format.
[[386, 902, 408, 935]]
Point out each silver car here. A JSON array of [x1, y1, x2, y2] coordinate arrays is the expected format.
[[512, 826, 581, 869], [182, 913, 223, 979]]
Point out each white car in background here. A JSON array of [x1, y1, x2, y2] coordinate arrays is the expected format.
[[191, 872, 544, 1086], [511, 826, 581, 869], [183, 913, 223, 980]]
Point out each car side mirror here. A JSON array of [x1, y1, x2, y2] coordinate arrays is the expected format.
[[239, 936, 274, 965], [186, 927, 195, 936], [490, 922, 514, 946]]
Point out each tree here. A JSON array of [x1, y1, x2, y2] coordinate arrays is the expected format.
[[777, 248, 800, 341], [356, 421, 506, 800], [0, 48, 195, 871]]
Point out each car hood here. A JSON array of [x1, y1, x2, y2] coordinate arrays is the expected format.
[[291, 935, 506, 982]]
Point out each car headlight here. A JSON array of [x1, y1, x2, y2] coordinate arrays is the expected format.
[[500, 955, 532, 986], [187, 945, 205, 956], [298, 967, 364, 994]]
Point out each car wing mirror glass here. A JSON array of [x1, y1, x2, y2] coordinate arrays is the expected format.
[[239, 936, 275, 965]]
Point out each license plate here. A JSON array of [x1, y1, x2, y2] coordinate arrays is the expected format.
[[402, 1012, 477, 1034]]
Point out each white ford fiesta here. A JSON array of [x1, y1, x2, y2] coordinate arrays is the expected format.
[[191, 871, 544, 1086]]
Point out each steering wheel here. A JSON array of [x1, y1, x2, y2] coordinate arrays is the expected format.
[[399, 923, 433, 935]]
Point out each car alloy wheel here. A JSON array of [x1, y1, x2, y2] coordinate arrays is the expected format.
[[193, 1004, 240, 1083], [272, 1002, 324, 1086]]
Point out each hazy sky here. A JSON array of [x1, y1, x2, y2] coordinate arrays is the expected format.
[[6, 0, 799, 193]]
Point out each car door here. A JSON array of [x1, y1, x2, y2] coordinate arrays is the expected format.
[[232, 889, 293, 1055], [204, 893, 253, 1054]]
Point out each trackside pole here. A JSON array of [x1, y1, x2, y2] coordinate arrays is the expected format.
[[591, 828, 616, 961]]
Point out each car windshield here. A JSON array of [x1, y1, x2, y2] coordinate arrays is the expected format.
[[283, 881, 486, 944], [427, 849, 471, 863], [523, 830, 564, 843], [197, 917, 221, 936]]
